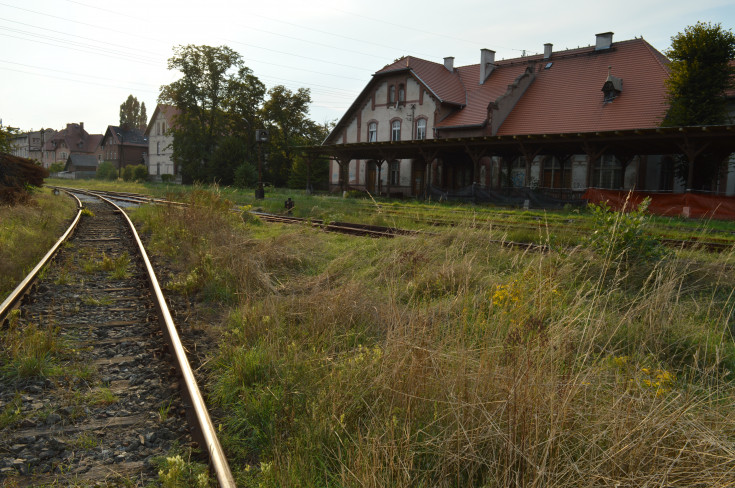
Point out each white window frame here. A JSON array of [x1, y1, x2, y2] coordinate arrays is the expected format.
[[416, 119, 426, 140], [368, 122, 377, 142], [391, 120, 401, 142]]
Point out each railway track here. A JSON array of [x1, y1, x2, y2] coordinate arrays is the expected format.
[[49, 186, 735, 251], [0, 191, 234, 486]]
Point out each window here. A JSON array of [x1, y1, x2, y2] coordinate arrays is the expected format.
[[388, 85, 396, 104], [390, 161, 400, 186], [416, 119, 426, 140], [398, 84, 405, 103], [391, 120, 401, 141], [593, 154, 622, 189], [157, 141, 160, 155], [368, 122, 377, 142]]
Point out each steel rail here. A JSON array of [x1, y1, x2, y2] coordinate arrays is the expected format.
[[94, 193, 236, 487], [0, 191, 83, 325]]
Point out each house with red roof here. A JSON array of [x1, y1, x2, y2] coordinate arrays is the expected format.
[[144, 104, 181, 182], [40, 123, 103, 169], [324, 32, 735, 199]]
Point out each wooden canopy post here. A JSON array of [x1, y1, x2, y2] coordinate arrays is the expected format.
[[418, 146, 439, 199], [333, 152, 353, 193], [463, 145, 487, 185], [676, 134, 711, 191], [517, 142, 543, 187]]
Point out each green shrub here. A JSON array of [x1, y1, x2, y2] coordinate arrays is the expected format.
[[48, 162, 65, 173], [234, 162, 258, 188], [96, 161, 118, 180], [122, 165, 135, 181], [133, 164, 149, 182], [585, 196, 665, 263]]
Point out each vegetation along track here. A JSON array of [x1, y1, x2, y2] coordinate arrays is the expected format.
[[0, 191, 234, 486]]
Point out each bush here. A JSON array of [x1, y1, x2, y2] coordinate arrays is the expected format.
[[122, 165, 135, 181], [233, 162, 258, 188], [48, 162, 65, 173], [133, 164, 149, 182], [96, 161, 118, 180], [585, 196, 665, 263], [161, 174, 174, 183]]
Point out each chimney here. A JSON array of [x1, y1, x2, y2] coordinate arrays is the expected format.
[[80, 122, 84, 131], [479, 49, 496, 84], [595, 32, 614, 51], [444, 56, 454, 72], [543, 43, 553, 60]]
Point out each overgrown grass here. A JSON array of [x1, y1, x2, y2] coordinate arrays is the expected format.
[[131, 187, 735, 486], [0, 311, 62, 379], [0, 187, 77, 301]]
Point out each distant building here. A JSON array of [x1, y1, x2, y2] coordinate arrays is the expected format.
[[40, 123, 103, 169], [144, 104, 180, 182], [323, 32, 735, 198], [60, 153, 99, 179], [100, 124, 149, 177]]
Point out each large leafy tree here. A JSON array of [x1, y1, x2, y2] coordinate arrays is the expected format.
[[119, 95, 148, 131], [159, 45, 265, 184], [663, 22, 735, 189], [287, 120, 334, 190], [261, 86, 313, 187]]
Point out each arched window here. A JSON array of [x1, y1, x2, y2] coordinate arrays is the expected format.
[[398, 84, 405, 103], [388, 85, 396, 104], [368, 122, 377, 142], [391, 120, 401, 141], [415, 119, 426, 140], [156, 141, 160, 155]]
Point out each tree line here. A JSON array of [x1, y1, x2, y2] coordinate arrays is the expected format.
[[158, 44, 332, 188]]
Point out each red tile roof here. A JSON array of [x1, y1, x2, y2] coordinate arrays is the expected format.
[[497, 39, 671, 135], [327, 36, 676, 144], [377, 56, 466, 105]]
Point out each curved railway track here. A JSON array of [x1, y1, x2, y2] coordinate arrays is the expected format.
[[0, 191, 234, 486]]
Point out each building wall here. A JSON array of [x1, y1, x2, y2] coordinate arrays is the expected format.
[[331, 76, 439, 194], [147, 111, 175, 177]]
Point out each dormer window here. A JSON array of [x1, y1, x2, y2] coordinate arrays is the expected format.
[[602, 66, 622, 103]]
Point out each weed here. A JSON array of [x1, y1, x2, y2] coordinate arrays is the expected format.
[[86, 387, 118, 406], [158, 400, 172, 422], [82, 296, 112, 306], [81, 207, 95, 217], [0, 320, 60, 379], [70, 432, 99, 450], [156, 452, 212, 488], [0, 393, 23, 429]]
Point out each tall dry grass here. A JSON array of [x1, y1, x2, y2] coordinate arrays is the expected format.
[[0, 188, 77, 301], [132, 192, 735, 487]]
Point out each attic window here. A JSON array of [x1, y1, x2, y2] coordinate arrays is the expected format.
[[601, 66, 622, 103], [544, 62, 553, 70]]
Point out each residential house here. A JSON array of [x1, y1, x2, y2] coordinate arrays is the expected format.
[[100, 124, 149, 177], [323, 32, 735, 198], [144, 104, 180, 182], [40, 123, 103, 169]]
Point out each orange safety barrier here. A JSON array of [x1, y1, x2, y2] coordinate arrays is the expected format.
[[582, 189, 735, 221]]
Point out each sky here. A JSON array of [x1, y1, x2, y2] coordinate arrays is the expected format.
[[1, 0, 733, 135]]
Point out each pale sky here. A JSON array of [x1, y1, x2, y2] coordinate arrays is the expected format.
[[1, 0, 733, 135]]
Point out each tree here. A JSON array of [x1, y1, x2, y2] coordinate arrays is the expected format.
[[663, 22, 735, 189], [119, 95, 148, 131], [261, 86, 313, 187], [0, 123, 18, 153], [159, 45, 266, 184], [287, 120, 334, 190]]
